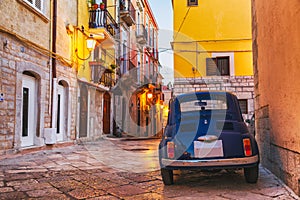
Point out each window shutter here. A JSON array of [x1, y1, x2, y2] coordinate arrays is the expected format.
[[206, 58, 218, 76]]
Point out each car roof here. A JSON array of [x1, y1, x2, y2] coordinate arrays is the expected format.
[[174, 90, 237, 99]]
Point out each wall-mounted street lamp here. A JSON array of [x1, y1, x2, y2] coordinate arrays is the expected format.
[[75, 34, 97, 60], [86, 36, 96, 51], [147, 92, 153, 100]]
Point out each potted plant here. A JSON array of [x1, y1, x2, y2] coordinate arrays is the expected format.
[[110, 64, 118, 70], [120, 0, 126, 10], [88, 0, 98, 9], [100, 2, 105, 10]]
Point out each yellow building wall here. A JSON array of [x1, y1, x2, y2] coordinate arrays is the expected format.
[[173, 0, 253, 78], [76, 0, 118, 81], [76, 0, 92, 81]]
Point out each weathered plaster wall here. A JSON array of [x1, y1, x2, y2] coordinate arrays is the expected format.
[[0, 0, 51, 49], [252, 0, 300, 195]]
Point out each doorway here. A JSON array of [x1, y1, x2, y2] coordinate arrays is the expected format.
[[21, 75, 37, 147], [103, 92, 111, 134], [79, 84, 88, 137], [56, 84, 65, 142]]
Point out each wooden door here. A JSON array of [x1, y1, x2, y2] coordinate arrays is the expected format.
[[79, 84, 88, 137], [103, 92, 111, 134]]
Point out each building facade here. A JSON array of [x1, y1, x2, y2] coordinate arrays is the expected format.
[[0, 0, 78, 151], [114, 0, 163, 138], [172, 0, 254, 120], [75, 0, 119, 140], [252, 0, 300, 195], [0, 0, 162, 152]]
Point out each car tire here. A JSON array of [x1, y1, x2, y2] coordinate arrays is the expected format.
[[244, 165, 259, 183], [161, 168, 174, 185]]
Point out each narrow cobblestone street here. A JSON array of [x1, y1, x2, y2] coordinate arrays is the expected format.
[[0, 138, 298, 200]]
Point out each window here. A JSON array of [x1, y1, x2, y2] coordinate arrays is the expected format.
[[24, 0, 43, 13], [238, 99, 248, 114], [206, 56, 230, 76], [188, 0, 198, 6], [180, 94, 228, 112], [22, 88, 29, 137]]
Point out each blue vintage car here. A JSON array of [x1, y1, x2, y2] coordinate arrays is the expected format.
[[159, 91, 259, 185]]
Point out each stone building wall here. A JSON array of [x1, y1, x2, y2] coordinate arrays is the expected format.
[[174, 76, 255, 119], [0, 0, 51, 49], [0, 31, 78, 151], [252, 0, 300, 195]]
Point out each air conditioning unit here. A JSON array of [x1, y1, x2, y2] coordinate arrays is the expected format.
[[44, 128, 57, 144]]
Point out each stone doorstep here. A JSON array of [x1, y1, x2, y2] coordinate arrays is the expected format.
[[0, 141, 76, 161]]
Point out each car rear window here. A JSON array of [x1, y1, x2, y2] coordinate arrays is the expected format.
[[178, 93, 228, 112]]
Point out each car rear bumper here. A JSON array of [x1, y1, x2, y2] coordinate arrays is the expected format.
[[161, 155, 259, 168]]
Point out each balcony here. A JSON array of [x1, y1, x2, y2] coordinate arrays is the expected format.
[[128, 60, 138, 82], [90, 62, 115, 88], [89, 9, 118, 44], [136, 24, 148, 45], [120, 0, 136, 27]]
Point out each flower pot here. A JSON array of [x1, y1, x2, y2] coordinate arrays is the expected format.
[[92, 4, 98, 9], [100, 3, 105, 10]]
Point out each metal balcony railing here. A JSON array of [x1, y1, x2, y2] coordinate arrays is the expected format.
[[136, 24, 148, 45], [100, 70, 115, 87], [89, 9, 118, 36], [90, 62, 115, 88], [120, 0, 136, 26]]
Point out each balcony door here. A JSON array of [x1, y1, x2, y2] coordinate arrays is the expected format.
[[21, 75, 37, 147]]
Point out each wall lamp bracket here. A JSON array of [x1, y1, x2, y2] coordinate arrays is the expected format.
[[3, 40, 8, 49]]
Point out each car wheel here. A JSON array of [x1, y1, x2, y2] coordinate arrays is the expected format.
[[161, 168, 174, 185], [244, 165, 259, 183]]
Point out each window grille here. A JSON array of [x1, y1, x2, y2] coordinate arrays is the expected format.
[[25, 0, 43, 12]]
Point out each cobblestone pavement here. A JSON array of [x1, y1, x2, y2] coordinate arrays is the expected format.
[[0, 137, 299, 200]]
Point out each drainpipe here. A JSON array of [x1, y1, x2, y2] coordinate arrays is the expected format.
[[44, 0, 57, 145], [45, 0, 58, 145], [51, 0, 57, 127]]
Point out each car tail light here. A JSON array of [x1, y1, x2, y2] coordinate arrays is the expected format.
[[167, 142, 175, 159], [243, 138, 252, 156]]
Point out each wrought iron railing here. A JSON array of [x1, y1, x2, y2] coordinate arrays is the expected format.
[[120, 0, 136, 21], [89, 9, 118, 36], [136, 24, 148, 44], [90, 62, 115, 87], [100, 69, 115, 87]]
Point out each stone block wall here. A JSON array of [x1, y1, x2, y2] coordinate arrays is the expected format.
[[0, 31, 77, 151], [252, 0, 300, 195], [173, 76, 255, 119], [256, 105, 300, 194]]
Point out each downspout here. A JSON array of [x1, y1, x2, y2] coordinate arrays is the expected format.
[[74, 0, 79, 140], [50, 0, 57, 127]]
